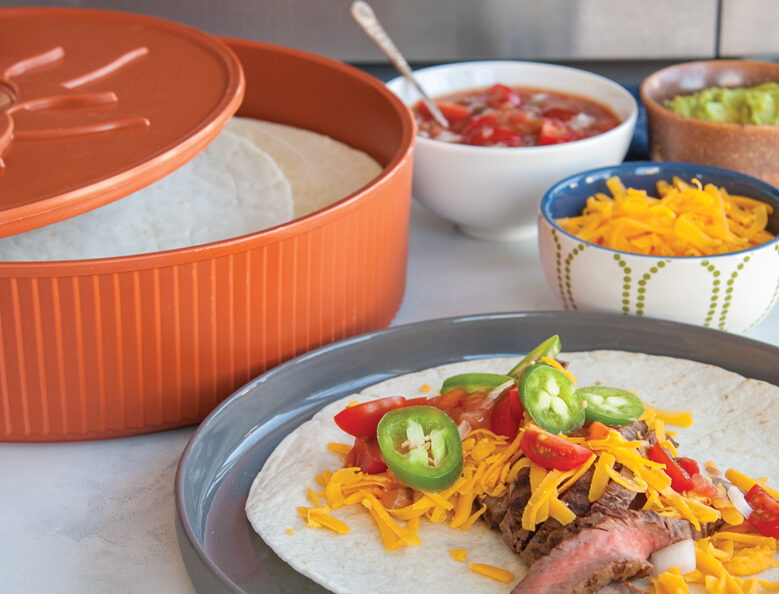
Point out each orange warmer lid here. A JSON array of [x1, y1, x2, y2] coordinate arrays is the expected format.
[[0, 8, 245, 238]]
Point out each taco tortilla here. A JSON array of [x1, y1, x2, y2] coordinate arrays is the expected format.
[[246, 350, 778, 593]]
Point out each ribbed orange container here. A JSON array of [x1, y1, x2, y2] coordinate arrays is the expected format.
[[0, 38, 415, 441]]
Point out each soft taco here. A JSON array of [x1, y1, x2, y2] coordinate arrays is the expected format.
[[246, 338, 779, 593]]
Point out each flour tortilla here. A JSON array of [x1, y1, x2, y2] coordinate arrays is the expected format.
[[0, 130, 293, 260], [246, 350, 779, 594], [0, 117, 382, 261], [229, 118, 383, 218], [224, 117, 337, 218]]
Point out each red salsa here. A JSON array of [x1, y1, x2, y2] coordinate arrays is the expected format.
[[414, 84, 621, 147]]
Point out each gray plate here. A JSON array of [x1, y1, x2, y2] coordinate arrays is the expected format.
[[175, 311, 779, 593]]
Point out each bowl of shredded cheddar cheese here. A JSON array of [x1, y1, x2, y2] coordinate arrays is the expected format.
[[538, 161, 779, 333]]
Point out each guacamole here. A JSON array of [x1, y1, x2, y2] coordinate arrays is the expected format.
[[665, 82, 779, 125]]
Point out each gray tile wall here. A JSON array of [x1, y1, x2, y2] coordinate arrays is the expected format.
[[2, 0, 776, 61]]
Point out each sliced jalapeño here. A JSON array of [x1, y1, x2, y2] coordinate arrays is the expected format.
[[576, 386, 645, 426], [376, 406, 463, 492], [519, 362, 584, 434], [508, 335, 562, 382], [440, 372, 513, 395]]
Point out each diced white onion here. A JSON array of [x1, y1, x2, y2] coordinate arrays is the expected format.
[[568, 112, 596, 131], [487, 380, 516, 402], [457, 420, 472, 440], [728, 485, 753, 519], [650, 538, 696, 577], [436, 130, 463, 143]]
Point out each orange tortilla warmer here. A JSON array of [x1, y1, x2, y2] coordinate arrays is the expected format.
[[0, 8, 415, 441]]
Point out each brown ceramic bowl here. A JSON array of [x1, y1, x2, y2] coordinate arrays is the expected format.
[[640, 59, 779, 186], [0, 13, 415, 442]]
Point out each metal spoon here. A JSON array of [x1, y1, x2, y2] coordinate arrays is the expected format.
[[350, 0, 449, 128]]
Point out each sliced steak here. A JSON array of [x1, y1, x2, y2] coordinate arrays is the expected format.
[[614, 420, 648, 442], [519, 518, 564, 566], [480, 494, 508, 530], [520, 481, 638, 566], [695, 517, 725, 539], [511, 510, 692, 594], [499, 467, 534, 552], [562, 466, 596, 516], [595, 580, 649, 593], [591, 480, 639, 513]]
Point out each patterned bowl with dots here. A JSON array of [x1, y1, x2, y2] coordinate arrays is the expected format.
[[538, 162, 779, 333]]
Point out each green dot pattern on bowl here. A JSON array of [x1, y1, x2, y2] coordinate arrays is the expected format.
[[555, 229, 589, 311], [611, 254, 671, 316], [544, 225, 779, 333]]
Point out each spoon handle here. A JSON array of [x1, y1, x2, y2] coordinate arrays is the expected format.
[[351, 0, 449, 128]]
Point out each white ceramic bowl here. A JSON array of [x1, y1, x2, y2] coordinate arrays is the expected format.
[[387, 61, 638, 241], [538, 162, 779, 333]]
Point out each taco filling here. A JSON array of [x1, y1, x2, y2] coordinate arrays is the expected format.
[[246, 337, 778, 594]]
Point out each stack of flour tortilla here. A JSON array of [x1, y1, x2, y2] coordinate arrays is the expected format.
[[0, 117, 382, 261]]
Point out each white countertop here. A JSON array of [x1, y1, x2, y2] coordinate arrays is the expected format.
[[2, 201, 778, 593]]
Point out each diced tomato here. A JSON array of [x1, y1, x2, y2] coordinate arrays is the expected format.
[[334, 396, 407, 438], [435, 101, 471, 123], [432, 387, 466, 411], [587, 421, 611, 441], [745, 485, 779, 538], [519, 425, 592, 470], [542, 107, 579, 121], [490, 387, 525, 439], [463, 117, 499, 146], [380, 486, 415, 510], [487, 126, 523, 146], [458, 409, 490, 431], [462, 114, 497, 135], [649, 443, 694, 493], [508, 388, 524, 419], [344, 436, 387, 474], [417, 100, 471, 124], [677, 457, 700, 477], [454, 390, 493, 430], [486, 84, 521, 108], [538, 118, 584, 145], [689, 472, 719, 498], [490, 390, 519, 439]]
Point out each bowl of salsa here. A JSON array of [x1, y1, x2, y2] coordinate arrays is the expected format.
[[387, 61, 637, 241], [414, 84, 621, 148]]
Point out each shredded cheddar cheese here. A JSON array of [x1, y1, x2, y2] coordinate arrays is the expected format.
[[309, 429, 528, 553], [306, 398, 776, 591], [557, 176, 775, 257], [725, 469, 779, 501], [668, 532, 779, 594], [297, 506, 350, 534], [449, 548, 468, 562], [327, 442, 353, 456], [468, 562, 515, 583], [641, 405, 694, 428], [651, 567, 690, 594], [540, 356, 578, 384], [522, 465, 579, 531]]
